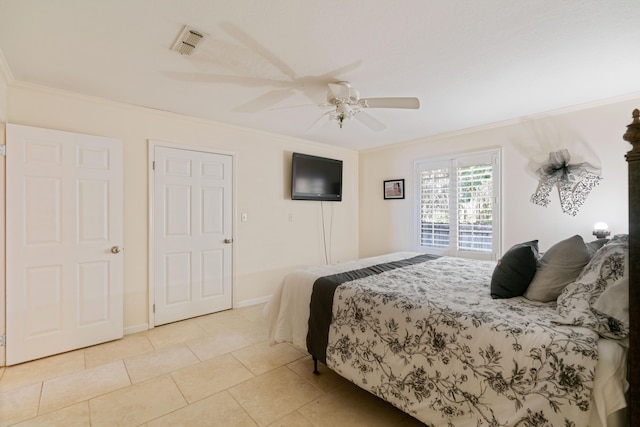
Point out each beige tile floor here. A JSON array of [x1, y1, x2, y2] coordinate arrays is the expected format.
[[0, 304, 427, 427]]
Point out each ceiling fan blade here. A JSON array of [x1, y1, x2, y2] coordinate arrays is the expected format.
[[269, 102, 330, 111], [305, 111, 332, 133], [361, 97, 420, 109], [355, 111, 387, 132], [319, 61, 363, 80], [233, 89, 295, 113], [164, 71, 289, 88], [219, 22, 297, 80]]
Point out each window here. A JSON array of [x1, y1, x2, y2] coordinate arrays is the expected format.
[[415, 149, 501, 260]]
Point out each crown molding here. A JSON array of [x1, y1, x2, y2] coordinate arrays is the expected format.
[[9, 80, 352, 152], [363, 91, 640, 154]]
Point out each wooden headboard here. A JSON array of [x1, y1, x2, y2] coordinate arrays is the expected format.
[[624, 108, 639, 425]]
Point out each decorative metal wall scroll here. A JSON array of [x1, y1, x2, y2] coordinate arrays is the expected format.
[[530, 149, 602, 216]]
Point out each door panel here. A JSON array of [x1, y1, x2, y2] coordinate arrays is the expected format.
[[6, 124, 123, 365], [202, 250, 224, 297], [153, 146, 232, 326], [24, 265, 62, 336]]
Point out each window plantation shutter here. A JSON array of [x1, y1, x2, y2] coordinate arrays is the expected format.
[[456, 163, 493, 253], [416, 150, 500, 260], [419, 167, 450, 248]]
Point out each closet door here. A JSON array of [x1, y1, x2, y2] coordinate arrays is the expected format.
[[6, 124, 123, 365], [153, 146, 233, 326]]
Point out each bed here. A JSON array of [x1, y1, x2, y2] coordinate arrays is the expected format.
[[265, 108, 640, 427]]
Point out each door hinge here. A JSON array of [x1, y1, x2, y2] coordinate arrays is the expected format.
[[153, 304, 156, 313], [0, 145, 6, 156], [0, 335, 5, 346], [152, 161, 155, 170]]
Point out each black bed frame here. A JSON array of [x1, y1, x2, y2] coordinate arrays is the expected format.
[[625, 108, 639, 426]]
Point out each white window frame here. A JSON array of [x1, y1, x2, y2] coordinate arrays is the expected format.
[[414, 148, 501, 260]]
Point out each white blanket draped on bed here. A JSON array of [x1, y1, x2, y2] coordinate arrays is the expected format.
[[264, 253, 627, 427], [265, 252, 422, 349]]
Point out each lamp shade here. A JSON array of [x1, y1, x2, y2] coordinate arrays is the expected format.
[[593, 222, 611, 239]]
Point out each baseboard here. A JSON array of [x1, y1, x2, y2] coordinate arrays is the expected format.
[[235, 295, 271, 308], [124, 323, 149, 335], [122, 298, 271, 334]]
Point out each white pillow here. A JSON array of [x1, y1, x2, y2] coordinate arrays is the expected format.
[[592, 276, 629, 330]]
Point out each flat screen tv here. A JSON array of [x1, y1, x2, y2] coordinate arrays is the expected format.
[[291, 152, 343, 201]]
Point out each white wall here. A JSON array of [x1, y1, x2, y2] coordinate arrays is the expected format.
[[5, 83, 360, 332], [0, 49, 8, 122], [0, 50, 8, 366], [359, 96, 640, 258]]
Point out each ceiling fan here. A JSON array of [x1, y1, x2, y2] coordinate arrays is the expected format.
[[305, 82, 420, 131]]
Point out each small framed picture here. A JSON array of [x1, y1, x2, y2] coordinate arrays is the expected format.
[[384, 179, 405, 199]]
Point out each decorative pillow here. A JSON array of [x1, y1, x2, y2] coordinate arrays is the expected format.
[[607, 233, 629, 245], [555, 235, 629, 339], [524, 235, 592, 302], [592, 276, 629, 335], [490, 240, 539, 299], [586, 238, 609, 255]]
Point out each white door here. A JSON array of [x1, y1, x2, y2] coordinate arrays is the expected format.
[[6, 124, 123, 365], [153, 146, 232, 326]]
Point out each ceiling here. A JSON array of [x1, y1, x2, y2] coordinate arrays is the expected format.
[[1, 0, 640, 151]]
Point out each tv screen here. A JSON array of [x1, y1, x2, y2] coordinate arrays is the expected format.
[[291, 153, 343, 201]]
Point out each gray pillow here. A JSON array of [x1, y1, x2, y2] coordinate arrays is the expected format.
[[586, 238, 609, 255], [524, 235, 592, 302]]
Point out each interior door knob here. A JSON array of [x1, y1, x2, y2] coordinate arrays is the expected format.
[[111, 246, 121, 254], [224, 238, 233, 244]]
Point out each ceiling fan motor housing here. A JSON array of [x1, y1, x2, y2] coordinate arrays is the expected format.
[[327, 81, 359, 105]]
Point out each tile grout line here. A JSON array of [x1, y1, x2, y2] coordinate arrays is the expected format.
[[225, 388, 261, 427], [3, 305, 376, 427], [35, 381, 44, 419]]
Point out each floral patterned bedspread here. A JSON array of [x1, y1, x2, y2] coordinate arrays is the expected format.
[[324, 256, 599, 427]]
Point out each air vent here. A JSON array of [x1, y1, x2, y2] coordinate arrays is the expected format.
[[172, 26, 205, 55]]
